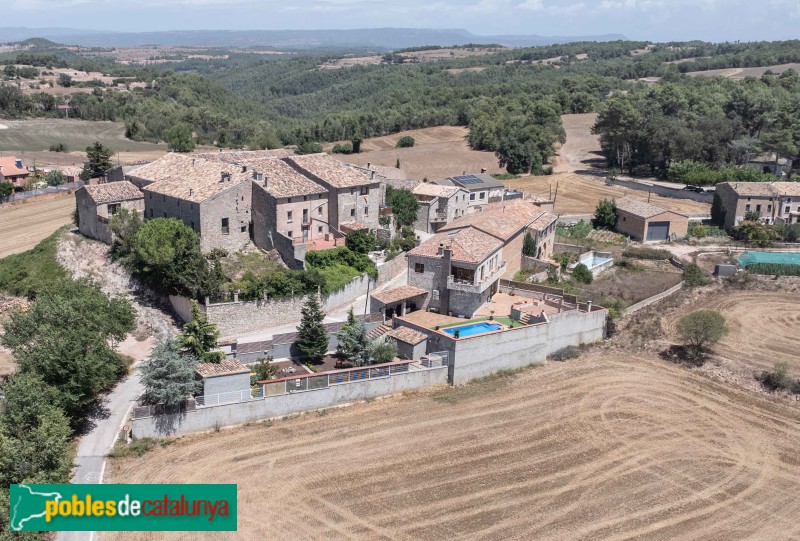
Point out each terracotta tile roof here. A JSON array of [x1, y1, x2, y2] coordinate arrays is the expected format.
[[193, 149, 293, 161], [284, 154, 374, 188], [409, 226, 502, 264], [413, 183, 465, 198], [371, 285, 428, 305], [82, 181, 143, 204], [195, 359, 250, 378], [721, 181, 800, 197], [438, 200, 552, 241], [616, 197, 685, 219], [236, 157, 326, 198], [367, 165, 407, 180], [131, 154, 251, 203], [59, 166, 83, 178], [0, 156, 27, 176], [387, 327, 428, 345], [340, 221, 368, 232]]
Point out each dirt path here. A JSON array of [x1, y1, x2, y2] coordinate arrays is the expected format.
[[103, 349, 800, 541], [0, 193, 76, 258], [553, 112, 603, 173]]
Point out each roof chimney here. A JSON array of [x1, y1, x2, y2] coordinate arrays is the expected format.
[[221, 172, 231, 183], [437, 243, 444, 256], [192, 158, 195, 166], [242, 165, 248, 173], [367, 162, 371, 169], [264, 175, 270, 190], [480, 168, 487, 174], [189, 188, 193, 197]]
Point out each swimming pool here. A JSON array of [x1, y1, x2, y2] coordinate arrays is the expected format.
[[442, 321, 503, 338]]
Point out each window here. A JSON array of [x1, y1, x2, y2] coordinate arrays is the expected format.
[[360, 186, 369, 196], [177, 200, 180, 207], [302, 209, 308, 222], [149, 193, 152, 199], [768, 205, 772, 212], [756, 204, 761, 212], [287, 230, 293, 238], [786, 206, 791, 213], [317, 206, 323, 215], [622, 216, 626, 222], [303, 196, 307, 201], [364, 206, 368, 216], [350, 209, 355, 217], [287, 211, 293, 223], [479, 192, 486, 199], [241, 226, 246, 233], [469, 193, 476, 201], [288, 198, 292, 203], [107, 203, 120, 215], [351, 188, 356, 195], [745, 204, 751, 211], [318, 226, 323, 233], [415, 263, 424, 273], [221, 218, 229, 234]]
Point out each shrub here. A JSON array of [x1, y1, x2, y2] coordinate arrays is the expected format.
[[396, 135, 415, 148], [614, 258, 644, 271], [622, 247, 671, 260], [331, 143, 353, 154], [676, 310, 728, 361], [252, 356, 279, 382], [757, 362, 800, 393], [572, 263, 593, 284], [296, 141, 323, 155], [602, 296, 626, 321], [553, 252, 574, 269], [49, 142, 68, 152], [683, 263, 710, 287], [593, 199, 617, 228], [345, 229, 377, 254], [549, 346, 580, 361]]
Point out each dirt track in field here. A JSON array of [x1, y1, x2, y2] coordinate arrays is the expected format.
[[504, 172, 711, 216], [0, 194, 75, 258], [661, 290, 800, 377], [104, 350, 800, 541], [553, 113, 603, 173]]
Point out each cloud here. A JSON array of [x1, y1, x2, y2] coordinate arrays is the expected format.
[[518, 0, 543, 10]]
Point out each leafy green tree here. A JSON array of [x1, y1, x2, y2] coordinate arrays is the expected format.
[[367, 338, 397, 365], [345, 229, 376, 254], [49, 143, 68, 153], [396, 135, 415, 148], [81, 141, 113, 180], [252, 356, 279, 381], [140, 339, 200, 406], [571, 263, 593, 284], [0, 181, 13, 199], [295, 141, 323, 155], [57, 73, 72, 87], [385, 186, 419, 228], [45, 170, 66, 187], [522, 232, 537, 257], [351, 133, 363, 154], [710, 192, 726, 227], [734, 221, 780, 247], [296, 295, 328, 362], [179, 301, 224, 363], [331, 143, 353, 154], [683, 263, 710, 287], [593, 199, 617, 229], [3, 64, 16, 78], [677, 310, 728, 360], [0, 278, 135, 424], [132, 218, 221, 299], [108, 208, 143, 261], [165, 123, 196, 152]]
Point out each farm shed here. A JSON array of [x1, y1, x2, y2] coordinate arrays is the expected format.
[[195, 359, 251, 398], [614, 197, 688, 242]]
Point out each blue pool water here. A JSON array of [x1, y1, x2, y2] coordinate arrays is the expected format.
[[584, 257, 612, 269], [443, 321, 503, 338]]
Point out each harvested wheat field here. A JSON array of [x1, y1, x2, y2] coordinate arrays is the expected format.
[[103, 350, 800, 541], [662, 290, 800, 377], [0, 194, 76, 258], [505, 173, 711, 216]]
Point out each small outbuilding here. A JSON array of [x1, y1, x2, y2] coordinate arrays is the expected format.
[[195, 359, 252, 398], [614, 197, 688, 242], [75, 181, 144, 243], [386, 327, 428, 361]]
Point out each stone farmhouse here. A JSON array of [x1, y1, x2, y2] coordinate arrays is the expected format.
[[127, 153, 253, 253], [406, 226, 505, 318], [75, 181, 144, 244], [412, 182, 469, 233], [614, 197, 688, 242], [715, 182, 800, 232], [438, 199, 558, 278], [283, 154, 382, 234], [0, 156, 29, 187], [432, 173, 505, 213]]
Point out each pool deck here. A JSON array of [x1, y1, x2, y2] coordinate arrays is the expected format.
[[396, 311, 463, 329]]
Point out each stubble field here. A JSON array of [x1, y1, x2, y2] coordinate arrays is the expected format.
[[0, 194, 76, 258], [103, 350, 800, 541], [505, 172, 711, 216]]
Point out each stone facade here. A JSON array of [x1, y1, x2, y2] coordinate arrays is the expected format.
[[76, 183, 144, 244], [330, 184, 382, 231], [414, 189, 469, 233], [715, 182, 800, 232], [144, 180, 251, 253]]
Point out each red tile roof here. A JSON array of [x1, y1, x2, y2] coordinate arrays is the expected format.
[[387, 327, 428, 345], [409, 226, 502, 264], [0, 156, 27, 177], [284, 154, 374, 189], [438, 200, 555, 241], [82, 181, 143, 204], [195, 359, 250, 378], [616, 197, 686, 219], [371, 285, 428, 305]]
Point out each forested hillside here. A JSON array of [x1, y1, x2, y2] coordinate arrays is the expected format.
[[1, 39, 800, 176]]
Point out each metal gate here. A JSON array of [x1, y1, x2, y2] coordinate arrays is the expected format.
[[646, 221, 670, 241]]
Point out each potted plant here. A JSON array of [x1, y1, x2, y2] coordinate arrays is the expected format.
[[489, 310, 495, 321], [454, 329, 460, 339]]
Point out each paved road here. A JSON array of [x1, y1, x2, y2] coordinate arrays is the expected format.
[[58, 368, 143, 541]]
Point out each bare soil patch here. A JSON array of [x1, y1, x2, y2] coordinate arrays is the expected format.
[[320, 47, 503, 69], [553, 113, 602, 173], [686, 63, 800, 80], [576, 265, 683, 305], [505, 172, 711, 216], [0, 194, 76, 258], [103, 348, 800, 540]]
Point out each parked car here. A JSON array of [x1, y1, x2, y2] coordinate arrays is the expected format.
[[683, 185, 705, 193]]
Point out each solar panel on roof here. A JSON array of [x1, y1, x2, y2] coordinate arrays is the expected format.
[[452, 175, 483, 185]]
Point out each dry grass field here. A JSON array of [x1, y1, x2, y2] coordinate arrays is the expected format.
[[505, 172, 711, 216], [552, 112, 602, 173], [662, 290, 800, 377], [331, 126, 504, 179], [0, 194, 76, 258], [103, 349, 800, 541]]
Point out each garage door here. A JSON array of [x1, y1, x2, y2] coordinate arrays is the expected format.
[[646, 221, 670, 241]]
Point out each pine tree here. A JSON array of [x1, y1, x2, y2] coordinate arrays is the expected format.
[[179, 301, 224, 363], [141, 339, 201, 406], [81, 141, 113, 180], [297, 295, 328, 362], [522, 232, 537, 257]]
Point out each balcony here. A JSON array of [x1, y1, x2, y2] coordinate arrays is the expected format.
[[446, 261, 506, 294], [430, 211, 448, 223]]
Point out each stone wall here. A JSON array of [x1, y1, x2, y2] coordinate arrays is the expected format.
[[609, 178, 714, 206], [322, 274, 371, 312], [554, 242, 589, 254], [205, 295, 309, 337], [376, 253, 408, 286], [169, 295, 195, 322], [130, 366, 449, 437]]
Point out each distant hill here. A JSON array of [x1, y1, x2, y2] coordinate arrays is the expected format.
[[0, 27, 626, 50]]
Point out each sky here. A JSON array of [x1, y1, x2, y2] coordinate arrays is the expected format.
[[2, 0, 799, 42]]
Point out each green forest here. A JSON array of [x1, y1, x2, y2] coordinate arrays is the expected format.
[[1, 38, 800, 176]]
